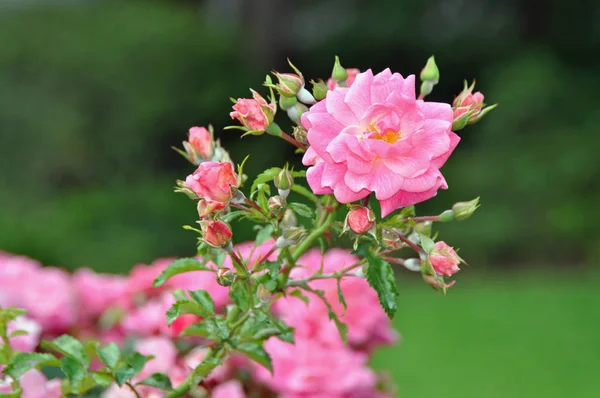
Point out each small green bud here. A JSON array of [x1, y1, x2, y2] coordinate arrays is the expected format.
[[438, 210, 455, 223], [452, 197, 480, 221], [311, 79, 328, 101], [274, 168, 294, 191], [332, 56, 348, 82], [267, 195, 286, 216], [216, 268, 235, 287], [257, 284, 272, 304], [292, 126, 308, 145], [420, 56, 440, 83], [273, 72, 304, 97], [279, 95, 298, 111]]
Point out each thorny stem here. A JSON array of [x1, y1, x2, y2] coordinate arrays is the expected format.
[[126, 382, 142, 398], [244, 198, 264, 213], [286, 260, 366, 286], [252, 245, 278, 272], [228, 249, 248, 276], [291, 202, 337, 262], [403, 215, 440, 223], [396, 233, 423, 254], [280, 131, 307, 151]]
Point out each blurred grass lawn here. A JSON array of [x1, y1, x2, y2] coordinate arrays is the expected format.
[[372, 269, 600, 398]]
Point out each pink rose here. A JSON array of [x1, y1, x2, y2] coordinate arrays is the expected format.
[[302, 69, 459, 217], [230, 90, 274, 131], [185, 161, 238, 204], [128, 257, 175, 298], [255, 337, 378, 398], [200, 220, 233, 248], [429, 241, 461, 277], [345, 206, 376, 234], [7, 316, 41, 352], [212, 380, 246, 398], [327, 68, 361, 90], [187, 126, 213, 159]]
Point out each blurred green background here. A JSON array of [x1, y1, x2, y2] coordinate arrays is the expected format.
[[1, 0, 598, 396]]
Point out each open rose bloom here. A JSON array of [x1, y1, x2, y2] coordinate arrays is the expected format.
[[303, 69, 459, 216]]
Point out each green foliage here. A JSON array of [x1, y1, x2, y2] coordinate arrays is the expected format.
[[363, 250, 399, 319], [153, 258, 212, 288]]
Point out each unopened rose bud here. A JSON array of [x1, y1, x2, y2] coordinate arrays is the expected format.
[[420, 56, 440, 83], [327, 68, 360, 90], [230, 90, 275, 132], [438, 210, 455, 223], [200, 220, 233, 247], [268, 195, 286, 216], [332, 56, 348, 83], [452, 81, 496, 130], [257, 284, 272, 303], [185, 162, 238, 204], [311, 79, 328, 101], [296, 87, 316, 105], [197, 199, 225, 219], [292, 126, 308, 145], [452, 197, 480, 221], [184, 126, 213, 163], [287, 102, 309, 125], [276, 226, 306, 248], [216, 268, 235, 287], [273, 72, 304, 97], [281, 209, 297, 229], [274, 169, 294, 191], [345, 206, 376, 235], [429, 241, 461, 277], [279, 95, 298, 111], [381, 227, 401, 249]]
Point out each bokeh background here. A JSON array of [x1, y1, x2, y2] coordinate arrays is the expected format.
[[1, 0, 599, 396]]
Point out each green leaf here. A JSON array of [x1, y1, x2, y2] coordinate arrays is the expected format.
[[190, 355, 222, 387], [364, 250, 399, 319], [288, 202, 314, 218], [98, 343, 120, 370], [137, 373, 173, 390], [255, 224, 274, 245], [189, 290, 216, 315], [267, 316, 295, 344], [289, 289, 310, 305], [229, 280, 252, 311], [8, 330, 29, 338], [42, 335, 89, 365], [220, 210, 247, 223], [328, 310, 348, 343], [291, 170, 306, 178], [114, 352, 153, 386], [60, 356, 87, 392], [336, 279, 347, 312], [251, 167, 281, 197], [4, 353, 59, 379], [153, 258, 210, 288], [0, 389, 22, 398], [180, 322, 211, 338], [237, 342, 273, 373], [419, 233, 435, 254], [91, 372, 113, 387], [213, 250, 226, 267]]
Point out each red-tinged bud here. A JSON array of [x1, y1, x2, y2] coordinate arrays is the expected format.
[[229, 90, 275, 133], [429, 241, 462, 277], [197, 199, 225, 219], [292, 126, 308, 145], [452, 197, 480, 221], [267, 195, 286, 216], [452, 81, 496, 130], [216, 268, 235, 287], [183, 126, 213, 165], [200, 220, 232, 247], [345, 206, 376, 235], [257, 284, 271, 303]]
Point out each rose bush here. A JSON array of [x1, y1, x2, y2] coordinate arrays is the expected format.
[[0, 56, 493, 397]]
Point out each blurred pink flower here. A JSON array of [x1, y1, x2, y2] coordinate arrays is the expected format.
[[255, 337, 378, 398], [134, 336, 178, 378], [0, 369, 61, 398], [302, 69, 459, 217], [74, 268, 130, 320], [212, 380, 246, 398], [7, 316, 41, 352]]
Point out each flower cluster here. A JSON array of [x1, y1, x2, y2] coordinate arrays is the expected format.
[[1, 55, 493, 397], [0, 246, 394, 397]]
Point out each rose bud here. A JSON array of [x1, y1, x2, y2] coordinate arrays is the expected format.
[[274, 168, 294, 198], [185, 161, 238, 204], [452, 81, 497, 130], [229, 90, 275, 132], [267, 195, 286, 216], [345, 206, 376, 235], [452, 197, 480, 221], [182, 126, 213, 165], [200, 220, 233, 247], [311, 79, 328, 101], [428, 241, 462, 277], [419, 55, 439, 97], [273, 72, 304, 97], [256, 284, 272, 304], [197, 199, 225, 219], [328, 57, 360, 90], [292, 126, 308, 145], [216, 268, 235, 287]]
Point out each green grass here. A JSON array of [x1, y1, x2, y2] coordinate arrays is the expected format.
[[372, 269, 600, 398]]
